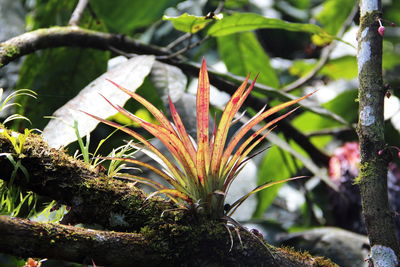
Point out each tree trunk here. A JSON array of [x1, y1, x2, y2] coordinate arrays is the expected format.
[[356, 0, 399, 264]]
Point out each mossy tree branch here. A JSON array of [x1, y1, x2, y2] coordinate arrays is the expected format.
[[0, 129, 177, 232], [0, 130, 337, 266], [356, 0, 400, 262], [0, 215, 337, 267], [0, 215, 155, 266]]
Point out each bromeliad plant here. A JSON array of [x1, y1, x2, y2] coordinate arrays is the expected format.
[[86, 59, 311, 219]]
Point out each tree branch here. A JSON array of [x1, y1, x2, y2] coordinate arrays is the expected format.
[[356, 0, 400, 262], [0, 26, 168, 68], [0, 128, 176, 232], [68, 0, 90, 26], [305, 126, 355, 137], [0, 215, 154, 266], [0, 26, 332, 166], [0, 215, 336, 266], [0, 26, 347, 124]]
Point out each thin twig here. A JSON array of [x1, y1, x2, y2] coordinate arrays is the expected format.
[[157, 36, 210, 60], [214, 0, 225, 14], [69, 0, 90, 26], [165, 33, 191, 50], [306, 126, 355, 137], [108, 45, 136, 58], [282, 4, 359, 92]]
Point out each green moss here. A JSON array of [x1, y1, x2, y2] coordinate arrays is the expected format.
[[1, 44, 20, 58], [353, 161, 371, 184], [277, 246, 339, 266], [354, 159, 384, 185], [353, 175, 361, 184]]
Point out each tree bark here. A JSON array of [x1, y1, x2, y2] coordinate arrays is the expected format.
[[0, 129, 175, 232], [356, 0, 400, 263], [0, 129, 337, 266]]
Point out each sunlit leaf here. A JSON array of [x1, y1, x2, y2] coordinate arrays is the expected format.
[[163, 13, 214, 34], [293, 89, 358, 133], [208, 13, 331, 39], [42, 55, 155, 148]]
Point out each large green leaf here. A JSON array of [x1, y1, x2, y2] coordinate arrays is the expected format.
[[383, 51, 400, 70], [315, 0, 356, 35], [254, 146, 299, 218], [292, 89, 358, 148], [217, 32, 279, 88], [28, 0, 77, 29], [290, 56, 357, 81], [323, 89, 358, 122], [91, 0, 180, 33], [208, 13, 330, 38], [16, 0, 109, 129], [293, 90, 358, 130], [17, 48, 109, 129], [320, 56, 357, 80]]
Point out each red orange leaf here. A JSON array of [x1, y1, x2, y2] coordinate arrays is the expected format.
[[99, 95, 198, 180], [107, 79, 176, 133], [220, 92, 314, 171], [168, 96, 197, 160], [223, 107, 299, 178], [81, 111, 187, 185], [115, 173, 167, 190], [196, 59, 211, 183], [210, 75, 255, 175], [147, 189, 192, 204]]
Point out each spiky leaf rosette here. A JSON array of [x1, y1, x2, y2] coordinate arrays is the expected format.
[[85, 59, 311, 219]]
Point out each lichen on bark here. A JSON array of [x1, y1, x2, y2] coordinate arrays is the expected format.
[[356, 0, 400, 259]]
